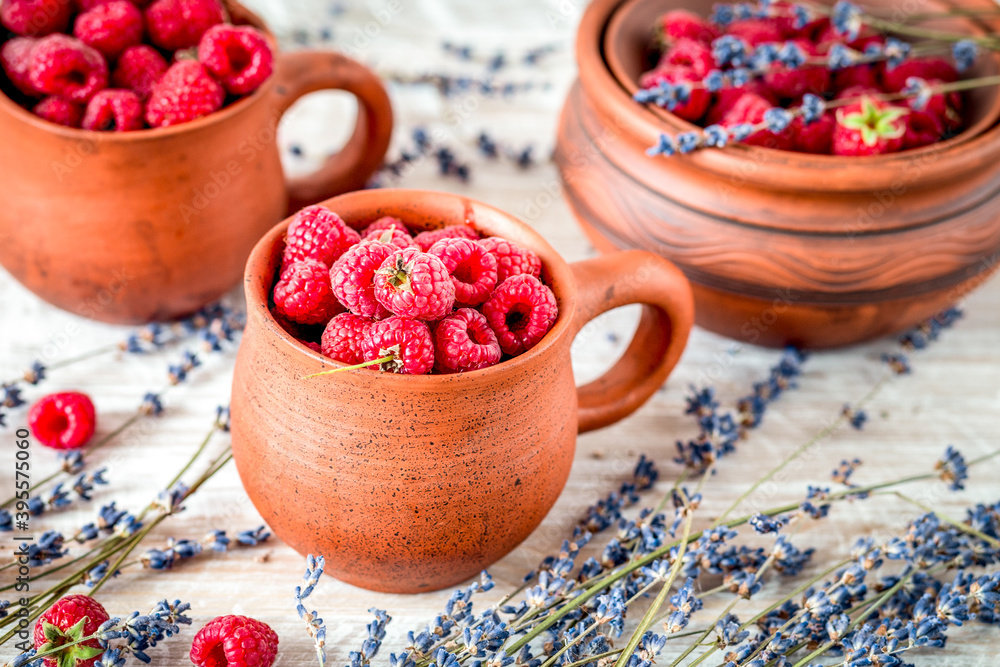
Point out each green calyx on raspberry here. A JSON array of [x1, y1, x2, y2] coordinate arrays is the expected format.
[[38, 618, 104, 667], [379, 257, 414, 293], [837, 96, 909, 147]]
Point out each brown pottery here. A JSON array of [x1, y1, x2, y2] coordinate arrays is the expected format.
[[230, 189, 695, 593], [0, 2, 392, 324], [556, 0, 1000, 348]]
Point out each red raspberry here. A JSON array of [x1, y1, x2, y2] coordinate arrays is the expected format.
[[763, 39, 829, 99], [33, 96, 85, 127], [112, 45, 168, 99], [28, 35, 108, 104], [771, 1, 828, 39], [482, 274, 558, 356], [364, 226, 418, 249], [1, 36, 39, 96], [320, 312, 371, 364], [190, 615, 279, 667], [412, 225, 479, 251], [273, 259, 342, 325], [301, 340, 321, 353], [880, 57, 957, 93], [658, 9, 718, 45], [478, 236, 542, 283], [1, 0, 71, 37], [83, 88, 143, 131], [726, 19, 783, 47], [73, 1, 144, 60], [428, 237, 498, 307], [638, 65, 710, 122], [658, 37, 714, 78], [720, 93, 795, 150], [834, 85, 882, 102], [144, 0, 225, 51], [789, 110, 835, 154], [363, 215, 408, 237], [434, 308, 502, 373], [902, 109, 944, 150], [198, 24, 273, 95], [145, 60, 224, 128], [330, 239, 395, 318], [832, 95, 907, 157], [910, 79, 962, 132], [361, 316, 434, 375], [283, 205, 361, 269], [33, 595, 110, 667], [28, 392, 96, 450], [373, 247, 456, 320], [832, 63, 881, 93], [704, 82, 777, 126]]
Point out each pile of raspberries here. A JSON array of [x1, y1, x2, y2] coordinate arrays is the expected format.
[[642, 7, 963, 156], [272, 205, 560, 376], [0, 0, 274, 130]]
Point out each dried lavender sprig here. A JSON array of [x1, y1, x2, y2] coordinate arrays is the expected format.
[[296, 554, 328, 667]]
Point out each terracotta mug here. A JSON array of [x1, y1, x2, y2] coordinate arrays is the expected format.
[[0, 2, 392, 324], [230, 189, 695, 593]]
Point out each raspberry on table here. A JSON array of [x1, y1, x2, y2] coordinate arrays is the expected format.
[[145, 60, 224, 128], [362, 316, 435, 375], [1, 0, 72, 37], [73, 0, 144, 60], [28, 391, 96, 450], [111, 45, 167, 99], [1, 36, 39, 96], [434, 308, 502, 373], [190, 615, 279, 667], [27, 34, 108, 103], [321, 312, 372, 364], [283, 205, 362, 269], [330, 239, 395, 318], [33, 96, 85, 127], [82, 88, 143, 131], [412, 225, 479, 251], [478, 236, 542, 283], [272, 259, 343, 325], [144, 0, 225, 51], [373, 247, 456, 321], [33, 594, 110, 667], [198, 24, 273, 95], [428, 237, 498, 307], [363, 215, 408, 237], [482, 274, 558, 356]]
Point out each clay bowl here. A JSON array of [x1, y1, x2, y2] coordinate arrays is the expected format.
[[0, 1, 392, 324], [556, 0, 1000, 348], [230, 189, 695, 593]]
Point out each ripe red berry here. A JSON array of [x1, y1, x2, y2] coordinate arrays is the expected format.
[[321, 312, 371, 364], [832, 95, 908, 157], [726, 19, 783, 47], [482, 274, 558, 356], [197, 24, 274, 95], [373, 247, 456, 320], [33, 96, 85, 127], [283, 205, 361, 269], [658, 9, 718, 45], [190, 615, 279, 667], [412, 225, 479, 251], [27, 34, 108, 103], [1, 0, 71, 37], [272, 258, 342, 325], [363, 215, 408, 237], [28, 392, 96, 450], [1, 36, 39, 95], [144, 0, 225, 51], [638, 65, 710, 122], [910, 78, 962, 132], [901, 109, 944, 150], [428, 237, 498, 307], [789, 110, 835, 154], [112, 45, 168, 99], [704, 83, 777, 126], [330, 239, 395, 318], [33, 594, 110, 667], [720, 93, 795, 150], [434, 308, 502, 373], [763, 39, 829, 99], [83, 88, 143, 131], [73, 0, 144, 60], [361, 316, 435, 375], [145, 60, 224, 128], [364, 226, 418, 249], [658, 37, 714, 78], [478, 236, 542, 283], [880, 56, 957, 93]]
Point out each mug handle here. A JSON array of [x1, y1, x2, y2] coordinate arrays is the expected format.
[[271, 50, 394, 214], [569, 250, 695, 433]]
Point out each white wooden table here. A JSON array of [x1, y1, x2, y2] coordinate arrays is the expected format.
[[2, 1, 999, 664]]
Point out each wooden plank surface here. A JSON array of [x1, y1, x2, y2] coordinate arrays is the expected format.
[[2, 1, 999, 664]]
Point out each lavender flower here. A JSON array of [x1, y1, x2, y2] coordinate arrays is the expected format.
[[953, 40, 978, 72], [296, 555, 328, 666], [935, 445, 968, 491], [349, 609, 391, 667], [831, 0, 863, 41]]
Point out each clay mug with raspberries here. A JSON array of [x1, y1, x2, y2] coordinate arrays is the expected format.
[[0, 0, 392, 324], [230, 189, 695, 593]]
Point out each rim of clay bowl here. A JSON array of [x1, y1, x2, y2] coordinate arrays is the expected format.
[[244, 189, 580, 384], [0, 0, 276, 142], [580, 0, 1000, 191]]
